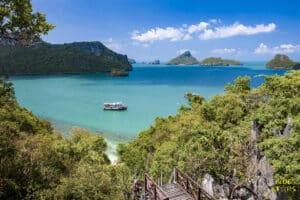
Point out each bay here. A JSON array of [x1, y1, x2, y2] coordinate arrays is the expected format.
[[10, 62, 286, 161]]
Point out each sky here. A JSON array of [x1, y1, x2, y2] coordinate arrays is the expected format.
[[32, 0, 300, 62]]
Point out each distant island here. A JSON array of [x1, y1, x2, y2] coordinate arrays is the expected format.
[[148, 60, 160, 65], [166, 51, 243, 66], [167, 51, 198, 65], [266, 54, 300, 69], [0, 41, 132, 75], [128, 58, 136, 64], [199, 57, 243, 66]]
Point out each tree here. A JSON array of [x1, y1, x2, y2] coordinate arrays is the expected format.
[[118, 71, 300, 199], [0, 0, 54, 45]]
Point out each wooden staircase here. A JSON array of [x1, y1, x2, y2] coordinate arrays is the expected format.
[[144, 167, 215, 200], [161, 183, 193, 200]]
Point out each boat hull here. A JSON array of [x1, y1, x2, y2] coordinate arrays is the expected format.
[[103, 108, 127, 111], [103, 107, 127, 111], [103, 102, 128, 110]]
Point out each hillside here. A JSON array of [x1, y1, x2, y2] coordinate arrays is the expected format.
[[167, 51, 199, 65], [266, 54, 300, 69], [1, 65, 300, 199], [0, 42, 132, 75], [200, 57, 243, 66], [118, 71, 300, 199], [0, 77, 133, 199]]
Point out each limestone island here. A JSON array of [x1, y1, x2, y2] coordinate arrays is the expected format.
[[199, 57, 243, 66], [0, 41, 132, 75], [148, 60, 160, 65], [167, 51, 198, 65], [266, 54, 300, 69], [110, 68, 129, 77]]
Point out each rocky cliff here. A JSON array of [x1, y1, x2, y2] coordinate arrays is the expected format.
[[201, 120, 298, 200], [167, 51, 198, 65], [0, 41, 132, 75]]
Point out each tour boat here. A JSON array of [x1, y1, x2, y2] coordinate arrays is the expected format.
[[103, 102, 128, 110]]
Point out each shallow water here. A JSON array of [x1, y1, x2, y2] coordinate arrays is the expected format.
[[10, 62, 286, 161]]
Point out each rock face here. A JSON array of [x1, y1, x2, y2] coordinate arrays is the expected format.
[[202, 174, 214, 196], [167, 51, 198, 65], [204, 155, 278, 200], [266, 54, 298, 69], [0, 41, 132, 75], [204, 121, 279, 200], [256, 156, 277, 200]]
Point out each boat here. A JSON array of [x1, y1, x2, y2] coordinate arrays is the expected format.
[[103, 102, 128, 110]]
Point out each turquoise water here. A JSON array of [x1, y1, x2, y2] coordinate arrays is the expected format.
[[10, 62, 286, 161]]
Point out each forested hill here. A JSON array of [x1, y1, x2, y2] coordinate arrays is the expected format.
[[266, 54, 300, 69], [0, 41, 132, 75], [200, 57, 243, 66], [167, 51, 199, 65], [118, 70, 300, 199]]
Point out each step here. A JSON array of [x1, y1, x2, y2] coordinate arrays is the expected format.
[[161, 183, 194, 200]]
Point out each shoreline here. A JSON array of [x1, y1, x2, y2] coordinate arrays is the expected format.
[[49, 118, 134, 163]]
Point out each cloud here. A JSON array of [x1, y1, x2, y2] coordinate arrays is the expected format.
[[254, 43, 300, 54], [131, 21, 276, 43], [187, 22, 209, 34], [177, 49, 197, 55], [254, 43, 269, 54], [103, 38, 123, 52], [130, 21, 210, 42], [212, 48, 237, 54], [131, 27, 185, 42], [199, 23, 276, 40]]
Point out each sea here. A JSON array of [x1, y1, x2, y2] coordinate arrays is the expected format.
[[10, 62, 287, 162]]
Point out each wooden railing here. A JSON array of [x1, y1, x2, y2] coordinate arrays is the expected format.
[[174, 167, 215, 200], [145, 174, 169, 200]]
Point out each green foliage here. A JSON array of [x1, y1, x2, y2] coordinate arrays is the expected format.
[[0, 0, 54, 45], [0, 2, 134, 199], [266, 54, 298, 69], [225, 76, 251, 94], [200, 57, 243, 65], [0, 42, 132, 75], [110, 68, 129, 77], [118, 70, 300, 190], [0, 77, 135, 199]]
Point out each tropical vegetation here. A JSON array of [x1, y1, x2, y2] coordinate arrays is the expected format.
[[167, 51, 199, 65], [0, 42, 132, 75], [1, 0, 299, 199], [266, 54, 300, 69], [200, 57, 243, 66], [118, 70, 300, 197], [0, 0, 54, 45]]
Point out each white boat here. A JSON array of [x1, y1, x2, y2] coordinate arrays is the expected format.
[[103, 102, 127, 110]]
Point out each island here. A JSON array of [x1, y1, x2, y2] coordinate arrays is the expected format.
[[148, 60, 160, 65], [266, 54, 300, 69], [199, 57, 243, 66], [167, 51, 198, 65], [110, 68, 129, 77], [128, 58, 136, 64], [0, 41, 132, 75]]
